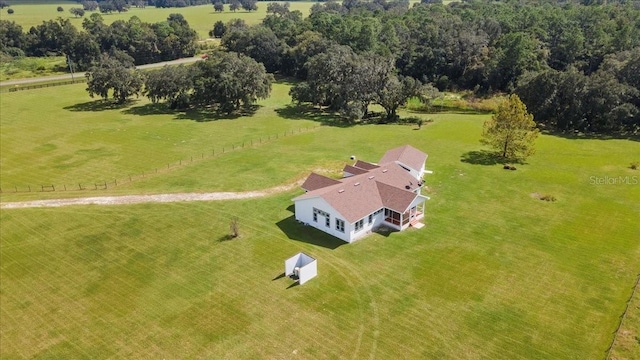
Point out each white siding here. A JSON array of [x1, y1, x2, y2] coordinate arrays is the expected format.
[[294, 197, 350, 242]]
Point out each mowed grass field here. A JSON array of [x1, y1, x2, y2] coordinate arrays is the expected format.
[[1, 82, 640, 358], [2, 1, 317, 38]]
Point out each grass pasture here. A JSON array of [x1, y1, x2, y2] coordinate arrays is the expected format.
[[1, 82, 640, 358], [2, 1, 317, 39]]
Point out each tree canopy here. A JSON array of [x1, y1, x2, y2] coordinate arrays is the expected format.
[[85, 55, 144, 104], [481, 94, 539, 161]]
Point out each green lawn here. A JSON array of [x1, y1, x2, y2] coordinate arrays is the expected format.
[[2, 2, 317, 39], [1, 83, 639, 358]]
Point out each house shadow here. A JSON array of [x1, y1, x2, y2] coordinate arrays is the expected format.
[[64, 99, 136, 112], [275, 215, 345, 250], [460, 150, 511, 166], [275, 104, 352, 128]]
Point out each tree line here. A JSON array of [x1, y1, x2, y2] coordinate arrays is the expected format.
[[86, 50, 273, 114], [0, 13, 197, 70], [211, 0, 638, 132]]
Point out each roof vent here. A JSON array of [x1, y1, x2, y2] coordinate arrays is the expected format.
[[382, 169, 388, 173], [338, 189, 345, 193], [368, 176, 374, 180], [354, 182, 360, 186]]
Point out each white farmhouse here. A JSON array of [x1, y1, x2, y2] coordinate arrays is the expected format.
[[293, 145, 430, 243]]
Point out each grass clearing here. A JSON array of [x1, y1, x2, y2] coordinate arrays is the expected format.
[[0, 55, 68, 81], [1, 80, 639, 358], [3, 2, 317, 39]]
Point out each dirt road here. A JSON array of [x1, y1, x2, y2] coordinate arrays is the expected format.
[[0, 181, 300, 209]]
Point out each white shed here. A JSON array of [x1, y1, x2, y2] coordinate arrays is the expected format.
[[284, 253, 317, 285]]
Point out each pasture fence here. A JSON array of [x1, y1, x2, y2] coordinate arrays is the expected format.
[[0, 125, 320, 194], [605, 272, 640, 359], [6, 78, 87, 92]]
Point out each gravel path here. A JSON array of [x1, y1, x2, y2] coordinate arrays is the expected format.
[[0, 181, 300, 209]]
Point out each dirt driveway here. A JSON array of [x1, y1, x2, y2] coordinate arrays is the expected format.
[[0, 182, 300, 209]]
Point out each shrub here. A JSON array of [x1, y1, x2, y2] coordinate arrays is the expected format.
[[7, 8, 14, 14], [230, 217, 240, 238], [57, 6, 64, 12], [540, 194, 556, 202], [630, 161, 639, 170]]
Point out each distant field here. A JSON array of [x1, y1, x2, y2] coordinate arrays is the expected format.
[[2, 1, 317, 38], [1, 81, 639, 358]]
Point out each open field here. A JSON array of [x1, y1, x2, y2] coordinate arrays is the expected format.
[[1, 82, 640, 358], [2, 1, 317, 38]]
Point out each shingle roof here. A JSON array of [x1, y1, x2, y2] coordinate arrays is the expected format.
[[294, 163, 422, 223], [301, 173, 342, 192], [379, 145, 428, 173], [353, 160, 379, 170], [343, 164, 369, 176]]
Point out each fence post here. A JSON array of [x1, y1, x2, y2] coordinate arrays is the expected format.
[[63, 184, 66, 191], [129, 175, 132, 182], [52, 185, 55, 191], [114, 179, 117, 186], [28, 185, 30, 192], [104, 181, 107, 189]]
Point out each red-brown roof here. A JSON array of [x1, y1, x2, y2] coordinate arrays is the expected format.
[[379, 145, 427, 173], [301, 173, 341, 192], [343, 164, 369, 176], [353, 160, 379, 170], [294, 163, 422, 222]]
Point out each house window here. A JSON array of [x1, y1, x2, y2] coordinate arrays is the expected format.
[[368, 214, 373, 224], [355, 219, 364, 231], [326, 215, 330, 227], [313, 208, 329, 224], [336, 219, 345, 233]]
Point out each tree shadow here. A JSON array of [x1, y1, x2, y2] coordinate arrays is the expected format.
[[122, 103, 261, 122], [273, 75, 300, 87], [406, 105, 489, 116], [64, 99, 136, 112], [275, 215, 345, 250], [275, 103, 353, 128], [460, 150, 509, 166], [541, 130, 640, 142], [217, 234, 236, 242]]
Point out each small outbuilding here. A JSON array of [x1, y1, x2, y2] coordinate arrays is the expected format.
[[285, 253, 317, 285]]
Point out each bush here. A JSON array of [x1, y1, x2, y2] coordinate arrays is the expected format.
[[631, 161, 639, 170], [7, 8, 14, 14], [540, 194, 557, 202], [57, 6, 64, 12]]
